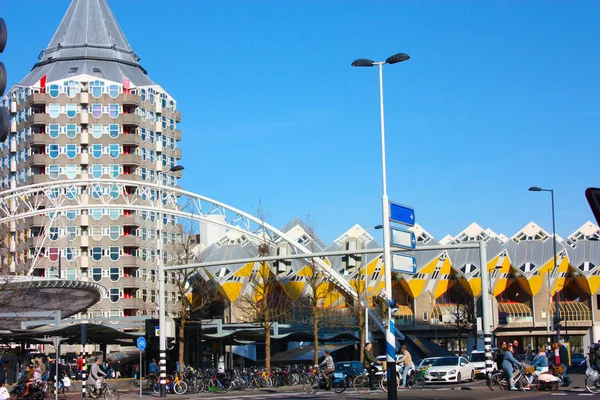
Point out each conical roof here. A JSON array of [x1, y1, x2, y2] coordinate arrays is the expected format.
[[20, 0, 153, 86]]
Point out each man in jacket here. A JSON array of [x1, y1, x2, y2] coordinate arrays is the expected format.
[[558, 340, 573, 387], [363, 342, 381, 391], [87, 358, 107, 398]]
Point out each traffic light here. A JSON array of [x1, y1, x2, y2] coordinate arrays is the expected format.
[[0, 17, 8, 143], [552, 316, 562, 331], [387, 299, 399, 314], [166, 337, 176, 350], [498, 311, 508, 325]]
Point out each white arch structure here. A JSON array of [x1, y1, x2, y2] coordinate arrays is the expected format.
[[0, 178, 358, 299]]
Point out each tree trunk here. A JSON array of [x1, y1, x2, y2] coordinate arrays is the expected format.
[[356, 297, 368, 362], [359, 308, 365, 363], [313, 307, 319, 366], [265, 325, 271, 370], [179, 307, 186, 371], [265, 300, 271, 370]]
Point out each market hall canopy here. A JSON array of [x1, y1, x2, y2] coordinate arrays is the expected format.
[[203, 330, 359, 345], [0, 277, 106, 330], [0, 323, 142, 346]]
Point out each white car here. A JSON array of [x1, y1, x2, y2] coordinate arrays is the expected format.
[[416, 357, 441, 370], [424, 356, 475, 383], [469, 350, 497, 377]]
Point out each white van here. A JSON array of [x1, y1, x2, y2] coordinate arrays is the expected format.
[[468, 350, 497, 377]]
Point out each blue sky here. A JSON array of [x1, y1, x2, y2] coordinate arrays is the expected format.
[[3, 1, 599, 244]]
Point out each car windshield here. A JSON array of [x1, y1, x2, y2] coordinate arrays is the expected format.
[[422, 358, 438, 366], [470, 353, 485, 362], [573, 353, 584, 358], [433, 357, 458, 366]]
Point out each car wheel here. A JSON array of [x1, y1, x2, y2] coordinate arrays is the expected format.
[[457, 372, 462, 384], [470, 370, 475, 382]]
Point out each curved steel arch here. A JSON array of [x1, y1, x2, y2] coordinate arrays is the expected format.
[[0, 179, 358, 299]]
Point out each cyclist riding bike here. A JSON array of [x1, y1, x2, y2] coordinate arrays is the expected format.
[[396, 345, 414, 388], [87, 358, 107, 398], [363, 342, 382, 391], [319, 350, 335, 381]]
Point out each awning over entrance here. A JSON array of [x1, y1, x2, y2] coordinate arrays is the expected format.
[[550, 301, 591, 321], [393, 305, 413, 316], [498, 302, 532, 317], [203, 329, 358, 345], [0, 323, 141, 345]]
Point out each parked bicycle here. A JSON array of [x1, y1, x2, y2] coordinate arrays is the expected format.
[[151, 373, 187, 395], [585, 357, 600, 394]]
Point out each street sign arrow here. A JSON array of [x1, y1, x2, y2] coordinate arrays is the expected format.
[[389, 202, 415, 227], [391, 253, 417, 274], [136, 336, 146, 351], [586, 188, 600, 226], [390, 227, 416, 250]]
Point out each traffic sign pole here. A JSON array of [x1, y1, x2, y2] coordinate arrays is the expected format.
[[136, 337, 146, 400]]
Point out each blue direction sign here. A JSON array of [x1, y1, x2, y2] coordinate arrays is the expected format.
[[389, 202, 415, 227], [136, 337, 147, 351], [391, 253, 417, 274], [390, 227, 416, 250]]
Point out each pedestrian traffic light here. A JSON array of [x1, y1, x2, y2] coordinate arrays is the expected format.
[[0, 17, 8, 143]]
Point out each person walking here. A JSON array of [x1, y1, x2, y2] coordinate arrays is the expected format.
[[502, 343, 520, 391], [558, 340, 573, 387], [76, 354, 84, 380], [363, 342, 381, 391], [112, 360, 123, 379], [87, 358, 107, 398]]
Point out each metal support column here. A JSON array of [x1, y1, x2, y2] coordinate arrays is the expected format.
[[479, 240, 493, 378]]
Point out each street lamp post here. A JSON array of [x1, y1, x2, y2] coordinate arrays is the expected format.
[[159, 165, 184, 397], [352, 52, 409, 399], [529, 186, 561, 342]]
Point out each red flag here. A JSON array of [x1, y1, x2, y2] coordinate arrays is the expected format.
[[35, 74, 47, 92], [122, 75, 131, 93]]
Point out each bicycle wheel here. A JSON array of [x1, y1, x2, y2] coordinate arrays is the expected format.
[[413, 373, 426, 390], [152, 381, 160, 395], [104, 386, 119, 400], [352, 374, 370, 394], [332, 376, 347, 394], [586, 378, 600, 394], [302, 375, 318, 395], [173, 381, 188, 395], [146, 378, 156, 389], [529, 375, 540, 392], [379, 374, 390, 393], [59, 385, 69, 399], [488, 372, 506, 391]]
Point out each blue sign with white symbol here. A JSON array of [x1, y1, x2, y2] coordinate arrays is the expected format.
[[390, 227, 416, 250], [391, 254, 417, 274], [389, 202, 415, 227], [136, 337, 146, 351]]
